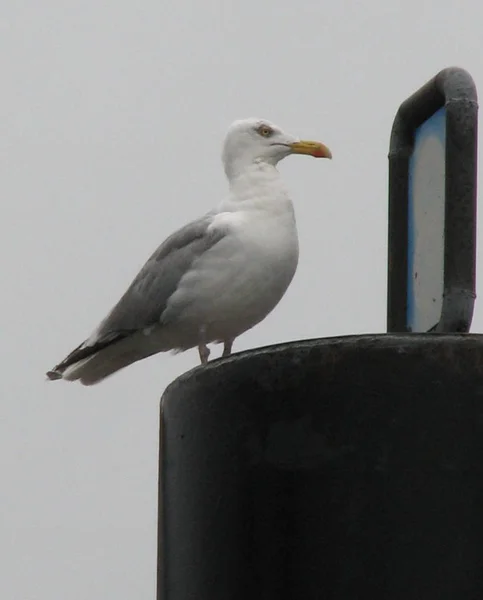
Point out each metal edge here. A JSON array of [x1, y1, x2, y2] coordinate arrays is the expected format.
[[436, 68, 478, 332], [157, 407, 167, 600]]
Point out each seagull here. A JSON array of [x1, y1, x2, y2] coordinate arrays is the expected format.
[[46, 118, 331, 385]]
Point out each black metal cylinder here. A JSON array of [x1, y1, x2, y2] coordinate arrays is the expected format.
[[157, 334, 483, 599]]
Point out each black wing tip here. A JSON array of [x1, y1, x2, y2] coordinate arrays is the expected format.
[[46, 369, 63, 381], [45, 332, 130, 383]]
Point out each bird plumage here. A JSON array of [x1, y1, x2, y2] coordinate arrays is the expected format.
[[47, 118, 331, 385]]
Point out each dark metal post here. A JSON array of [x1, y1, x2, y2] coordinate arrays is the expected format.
[[388, 67, 478, 333], [158, 335, 483, 599]]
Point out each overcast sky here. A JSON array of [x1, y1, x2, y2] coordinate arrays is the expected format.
[[2, 1, 483, 598]]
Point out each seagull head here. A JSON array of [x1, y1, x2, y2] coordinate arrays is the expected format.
[[222, 118, 332, 180]]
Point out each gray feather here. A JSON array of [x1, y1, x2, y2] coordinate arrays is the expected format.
[[48, 212, 225, 377], [96, 212, 223, 335]]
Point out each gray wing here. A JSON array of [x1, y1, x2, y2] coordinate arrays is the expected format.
[[48, 212, 225, 375], [97, 212, 224, 335]]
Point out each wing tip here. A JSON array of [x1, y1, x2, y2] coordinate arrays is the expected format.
[[46, 369, 63, 381]]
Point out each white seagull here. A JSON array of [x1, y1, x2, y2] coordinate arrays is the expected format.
[[47, 118, 331, 385]]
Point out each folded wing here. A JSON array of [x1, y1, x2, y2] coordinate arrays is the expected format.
[[47, 212, 225, 383]]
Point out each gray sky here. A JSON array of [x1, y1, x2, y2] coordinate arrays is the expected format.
[[2, 1, 482, 597]]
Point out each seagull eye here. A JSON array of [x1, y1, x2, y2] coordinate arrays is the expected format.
[[256, 125, 273, 138]]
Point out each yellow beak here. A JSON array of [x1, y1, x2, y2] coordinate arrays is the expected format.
[[290, 140, 332, 159]]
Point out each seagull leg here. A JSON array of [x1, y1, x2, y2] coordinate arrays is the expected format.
[[198, 343, 210, 364], [222, 339, 234, 358], [198, 325, 210, 365]]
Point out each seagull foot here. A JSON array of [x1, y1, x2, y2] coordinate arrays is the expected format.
[[222, 339, 233, 358], [198, 343, 210, 364]]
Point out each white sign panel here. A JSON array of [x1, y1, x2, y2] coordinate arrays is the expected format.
[[407, 107, 446, 332]]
